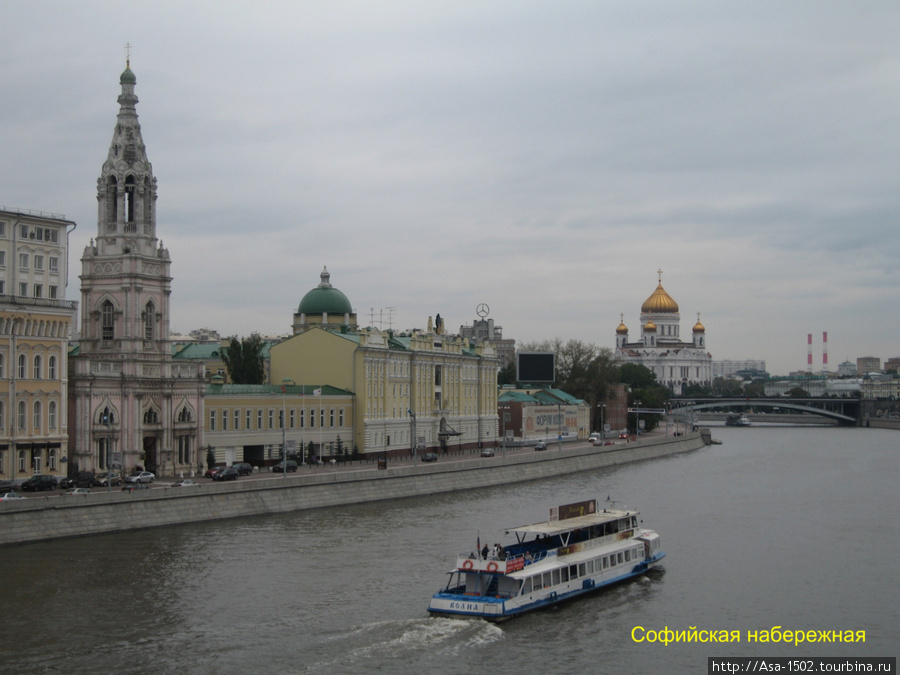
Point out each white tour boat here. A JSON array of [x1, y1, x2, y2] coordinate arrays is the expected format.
[[427, 498, 665, 621]]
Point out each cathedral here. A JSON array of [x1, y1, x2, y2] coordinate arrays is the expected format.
[[68, 61, 204, 476], [614, 272, 712, 395]]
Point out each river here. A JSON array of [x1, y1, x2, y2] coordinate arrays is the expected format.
[[0, 426, 896, 673]]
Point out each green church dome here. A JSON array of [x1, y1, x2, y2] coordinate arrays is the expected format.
[[298, 267, 353, 315], [120, 61, 137, 84]]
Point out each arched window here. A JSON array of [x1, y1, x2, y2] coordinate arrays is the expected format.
[[33, 401, 41, 430], [48, 448, 57, 471], [48, 401, 57, 429], [17, 401, 26, 429], [101, 300, 115, 341], [178, 407, 192, 423], [99, 406, 115, 426], [18, 450, 27, 472], [144, 408, 159, 424], [33, 355, 42, 379], [144, 300, 155, 341], [125, 175, 136, 223], [17, 354, 26, 379], [107, 175, 118, 223], [48, 355, 57, 380], [178, 435, 191, 465]]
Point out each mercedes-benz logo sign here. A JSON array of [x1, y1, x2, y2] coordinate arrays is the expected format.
[[476, 303, 490, 318]]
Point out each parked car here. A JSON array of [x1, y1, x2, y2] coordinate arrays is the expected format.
[[231, 462, 253, 476], [21, 475, 58, 491], [205, 466, 225, 478], [0, 480, 18, 493], [271, 460, 298, 473], [0, 492, 26, 501], [534, 441, 548, 451], [212, 467, 239, 481], [64, 488, 93, 496], [121, 483, 150, 492], [171, 479, 200, 487], [421, 453, 438, 463], [126, 471, 155, 484], [480, 448, 495, 458], [94, 471, 122, 487]]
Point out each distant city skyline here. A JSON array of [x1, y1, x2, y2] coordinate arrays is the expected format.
[[2, 2, 898, 376]]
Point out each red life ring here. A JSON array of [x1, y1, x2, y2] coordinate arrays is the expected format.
[[462, 559, 474, 570], [487, 561, 499, 572]]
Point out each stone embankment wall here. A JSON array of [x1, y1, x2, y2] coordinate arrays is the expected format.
[[0, 432, 707, 546]]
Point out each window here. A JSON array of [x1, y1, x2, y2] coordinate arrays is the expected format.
[[144, 301, 155, 341], [48, 401, 57, 429], [300, 408, 305, 429], [178, 407, 192, 422], [310, 408, 316, 429], [0, 222, 5, 237], [245, 409, 251, 430], [20, 225, 28, 238], [257, 409, 263, 429], [48, 356, 57, 380], [0, 451, 3, 474], [101, 300, 115, 341], [18, 355, 26, 379], [98, 437, 111, 470], [222, 410, 228, 431], [209, 410, 217, 431], [320, 409, 325, 427], [339, 409, 344, 426], [144, 409, 159, 424], [234, 410, 240, 430], [19, 282, 28, 296], [49, 285, 58, 299], [19, 253, 28, 269], [17, 401, 26, 429], [268, 409, 274, 429], [0, 354, 4, 378], [33, 355, 42, 379], [34, 255, 43, 271], [0, 402, 4, 429], [329, 409, 335, 427], [19, 450, 26, 472], [48, 448, 57, 471], [289, 409, 295, 429], [33, 284, 42, 298], [0, 251, 5, 266], [49, 256, 58, 272], [0, 281, 4, 294], [178, 435, 191, 464]]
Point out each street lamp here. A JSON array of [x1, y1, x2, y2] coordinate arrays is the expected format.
[[598, 403, 606, 445], [500, 405, 510, 459]]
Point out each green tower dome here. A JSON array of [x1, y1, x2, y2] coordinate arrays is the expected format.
[[120, 60, 137, 84], [298, 267, 353, 315]]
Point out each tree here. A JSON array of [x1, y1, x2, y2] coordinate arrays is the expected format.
[[711, 378, 744, 397], [497, 361, 516, 386], [221, 334, 266, 384]]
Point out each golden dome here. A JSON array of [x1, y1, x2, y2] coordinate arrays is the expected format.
[[616, 313, 628, 334], [643, 318, 657, 332], [693, 312, 705, 333], [641, 282, 679, 314]]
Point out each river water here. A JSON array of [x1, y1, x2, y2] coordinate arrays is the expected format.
[[0, 427, 896, 673]]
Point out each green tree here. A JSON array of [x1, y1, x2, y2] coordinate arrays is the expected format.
[[711, 378, 744, 397], [221, 334, 266, 384], [497, 361, 516, 386]]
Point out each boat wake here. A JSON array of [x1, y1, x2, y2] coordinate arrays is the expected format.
[[301, 617, 503, 672]]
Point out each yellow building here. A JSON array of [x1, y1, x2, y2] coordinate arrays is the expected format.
[[0, 208, 78, 482], [271, 324, 500, 456], [202, 383, 354, 468]]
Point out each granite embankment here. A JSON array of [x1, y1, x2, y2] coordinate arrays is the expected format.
[[0, 431, 708, 546]]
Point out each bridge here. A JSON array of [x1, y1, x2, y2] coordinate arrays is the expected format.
[[670, 397, 859, 426]]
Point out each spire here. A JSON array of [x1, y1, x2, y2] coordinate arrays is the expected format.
[[95, 58, 158, 254]]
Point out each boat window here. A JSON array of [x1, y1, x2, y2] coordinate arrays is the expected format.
[[602, 556, 609, 569], [578, 563, 586, 577], [552, 570, 561, 586], [532, 575, 542, 591], [617, 552, 624, 565], [625, 549, 631, 562], [587, 560, 594, 574], [522, 578, 532, 594], [561, 568, 569, 583]]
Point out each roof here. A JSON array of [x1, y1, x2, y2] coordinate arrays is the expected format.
[[298, 267, 353, 315], [506, 508, 637, 537], [205, 383, 352, 396]]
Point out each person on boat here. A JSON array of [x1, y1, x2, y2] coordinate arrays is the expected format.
[[524, 550, 533, 564], [481, 544, 489, 560]]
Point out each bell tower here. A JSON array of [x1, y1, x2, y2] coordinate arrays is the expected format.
[[78, 58, 171, 356], [69, 60, 202, 479]]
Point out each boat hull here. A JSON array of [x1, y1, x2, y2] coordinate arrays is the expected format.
[[428, 552, 665, 621]]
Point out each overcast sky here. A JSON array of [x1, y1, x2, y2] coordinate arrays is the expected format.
[[2, 1, 898, 376]]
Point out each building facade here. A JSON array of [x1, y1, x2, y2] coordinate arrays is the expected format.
[[614, 272, 712, 395], [68, 62, 204, 477], [0, 208, 78, 482]]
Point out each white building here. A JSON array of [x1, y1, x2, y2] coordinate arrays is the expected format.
[[614, 272, 712, 395]]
